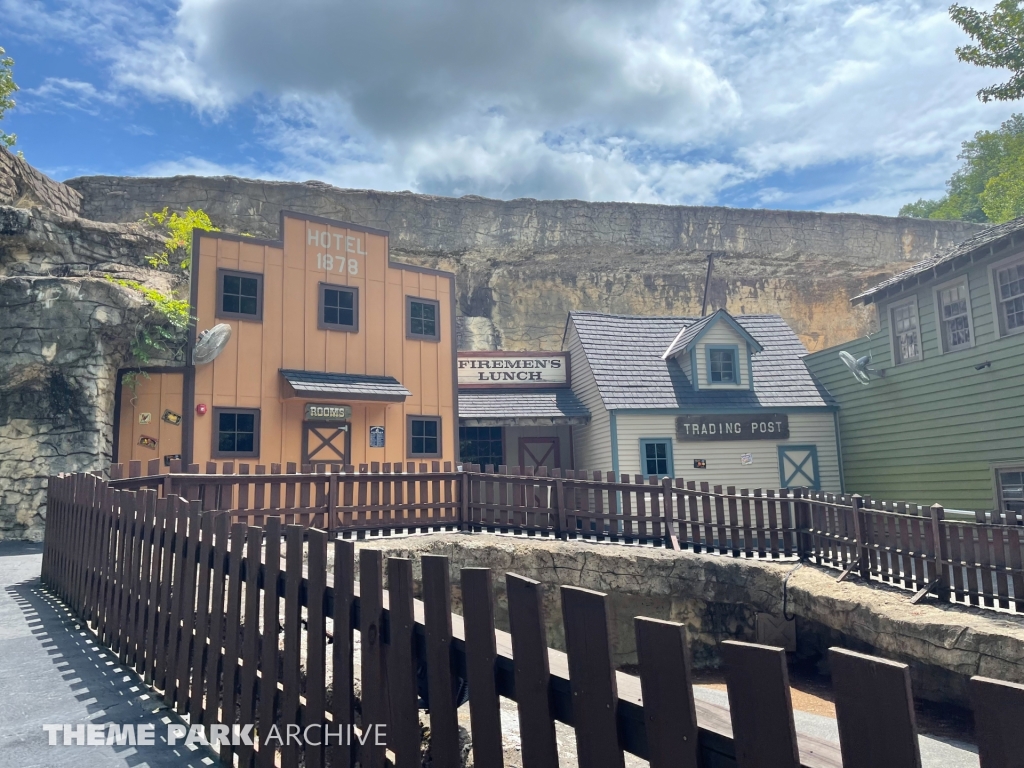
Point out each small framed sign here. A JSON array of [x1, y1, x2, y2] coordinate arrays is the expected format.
[[740, 453, 753, 465], [693, 459, 707, 469], [139, 435, 158, 450], [369, 426, 385, 448], [162, 409, 182, 425], [305, 403, 352, 421], [138, 412, 152, 425]]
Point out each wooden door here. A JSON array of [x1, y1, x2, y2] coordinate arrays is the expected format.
[[302, 422, 351, 466], [518, 436, 561, 472]]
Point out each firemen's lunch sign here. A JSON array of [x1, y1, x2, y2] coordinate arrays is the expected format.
[[676, 414, 790, 441], [458, 353, 568, 388]]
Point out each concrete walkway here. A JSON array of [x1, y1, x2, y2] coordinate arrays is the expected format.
[[0, 541, 217, 768]]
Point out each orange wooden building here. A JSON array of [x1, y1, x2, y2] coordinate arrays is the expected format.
[[113, 211, 458, 469]]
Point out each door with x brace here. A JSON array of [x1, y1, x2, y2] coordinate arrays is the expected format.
[[302, 421, 351, 467], [777, 444, 820, 490]]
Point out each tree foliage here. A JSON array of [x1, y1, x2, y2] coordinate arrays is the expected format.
[[899, 113, 1024, 223], [951, 0, 1024, 103], [0, 46, 18, 149], [142, 207, 219, 269]]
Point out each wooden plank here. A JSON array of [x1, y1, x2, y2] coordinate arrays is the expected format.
[[237, 526, 263, 768], [634, 617, 699, 768], [331, 539, 355, 768], [153, 498, 176, 692], [829, 648, 921, 768], [202, 513, 230, 732], [162, 497, 188, 706], [969, 675, 1024, 768], [714, 485, 728, 554], [422, 555, 460, 764], [134, 490, 157, 675], [561, 586, 624, 768], [386, 558, 420, 768], [461, 568, 503, 767], [281, 524, 304, 768], [257, 517, 282, 768], [1009, 527, 1024, 613], [359, 548, 386, 768], [506, 572, 558, 768], [143, 496, 166, 685], [189, 512, 216, 725], [722, 641, 800, 768], [740, 488, 753, 557], [303, 528, 328, 768], [727, 486, 740, 556], [219, 522, 247, 764], [173, 502, 202, 714]]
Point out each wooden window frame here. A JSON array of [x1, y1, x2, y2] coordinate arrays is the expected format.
[[993, 463, 1024, 516], [639, 438, 674, 479], [216, 268, 264, 322], [458, 425, 504, 468], [705, 344, 741, 385], [933, 275, 975, 354], [988, 253, 1024, 339], [317, 282, 359, 332], [407, 415, 442, 458], [887, 296, 923, 366], [212, 407, 261, 459], [406, 295, 442, 342]]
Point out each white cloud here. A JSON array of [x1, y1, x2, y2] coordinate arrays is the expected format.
[[5, 0, 1020, 213]]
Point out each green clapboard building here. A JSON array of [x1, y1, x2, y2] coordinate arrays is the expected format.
[[804, 219, 1024, 515]]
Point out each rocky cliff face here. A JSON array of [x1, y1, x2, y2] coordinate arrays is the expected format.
[[67, 175, 986, 351], [0, 149, 182, 540]]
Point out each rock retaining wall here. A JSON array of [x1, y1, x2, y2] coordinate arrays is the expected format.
[[355, 533, 1024, 705]]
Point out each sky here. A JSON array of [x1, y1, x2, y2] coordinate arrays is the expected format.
[[1, 0, 1019, 215]]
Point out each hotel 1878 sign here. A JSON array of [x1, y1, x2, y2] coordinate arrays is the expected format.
[[458, 352, 569, 388], [676, 413, 790, 441]]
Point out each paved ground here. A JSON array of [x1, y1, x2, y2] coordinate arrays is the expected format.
[[0, 539, 982, 768], [0, 541, 217, 768]]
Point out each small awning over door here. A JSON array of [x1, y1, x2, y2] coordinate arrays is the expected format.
[[458, 389, 590, 427], [280, 369, 411, 402]]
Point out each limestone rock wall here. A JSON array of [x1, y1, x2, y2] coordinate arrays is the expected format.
[[0, 150, 183, 540], [66, 174, 987, 351]]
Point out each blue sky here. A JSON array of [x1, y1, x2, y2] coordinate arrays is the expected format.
[[2, 0, 1018, 215]]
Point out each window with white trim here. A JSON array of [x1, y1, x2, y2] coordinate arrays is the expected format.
[[640, 439, 673, 478], [997, 468, 1024, 516], [708, 347, 737, 383], [889, 299, 921, 365], [994, 257, 1024, 336], [936, 279, 973, 352]]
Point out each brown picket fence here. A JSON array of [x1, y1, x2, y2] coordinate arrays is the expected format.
[[41, 471, 1024, 768], [107, 460, 1024, 614]]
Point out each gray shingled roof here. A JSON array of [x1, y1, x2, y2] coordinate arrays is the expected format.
[[459, 389, 591, 424], [662, 313, 716, 359], [852, 217, 1024, 306], [280, 369, 411, 401], [568, 311, 835, 410]]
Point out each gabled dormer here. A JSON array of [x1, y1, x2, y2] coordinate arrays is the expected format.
[[661, 309, 763, 391]]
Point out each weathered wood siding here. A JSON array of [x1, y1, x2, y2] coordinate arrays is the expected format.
[[614, 411, 841, 491], [565, 323, 612, 473], [116, 372, 184, 465], [805, 254, 1024, 510]]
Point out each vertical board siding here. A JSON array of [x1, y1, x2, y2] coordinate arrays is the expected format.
[[805, 255, 1024, 511]]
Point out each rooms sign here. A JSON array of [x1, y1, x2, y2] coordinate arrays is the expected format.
[[676, 413, 790, 441], [458, 352, 569, 388]]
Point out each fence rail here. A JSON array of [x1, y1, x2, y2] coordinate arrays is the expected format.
[[42, 472, 1024, 768], [107, 460, 1024, 614]]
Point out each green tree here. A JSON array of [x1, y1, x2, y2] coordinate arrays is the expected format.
[[899, 114, 1024, 223], [951, 0, 1024, 103], [0, 46, 18, 148]]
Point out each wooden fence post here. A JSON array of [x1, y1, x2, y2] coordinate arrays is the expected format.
[[930, 504, 950, 602], [554, 476, 567, 540], [460, 470, 470, 531], [852, 494, 870, 580], [662, 477, 679, 550]]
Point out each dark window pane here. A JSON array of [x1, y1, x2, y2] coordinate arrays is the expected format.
[[224, 275, 240, 294], [237, 413, 254, 432], [423, 420, 438, 437], [219, 413, 236, 432], [325, 291, 339, 308], [325, 307, 338, 324], [240, 297, 257, 315], [411, 317, 424, 335], [339, 291, 353, 309], [236, 433, 254, 453], [339, 307, 353, 325], [223, 294, 240, 313], [412, 436, 424, 453], [240, 277, 258, 297], [219, 433, 236, 452]]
